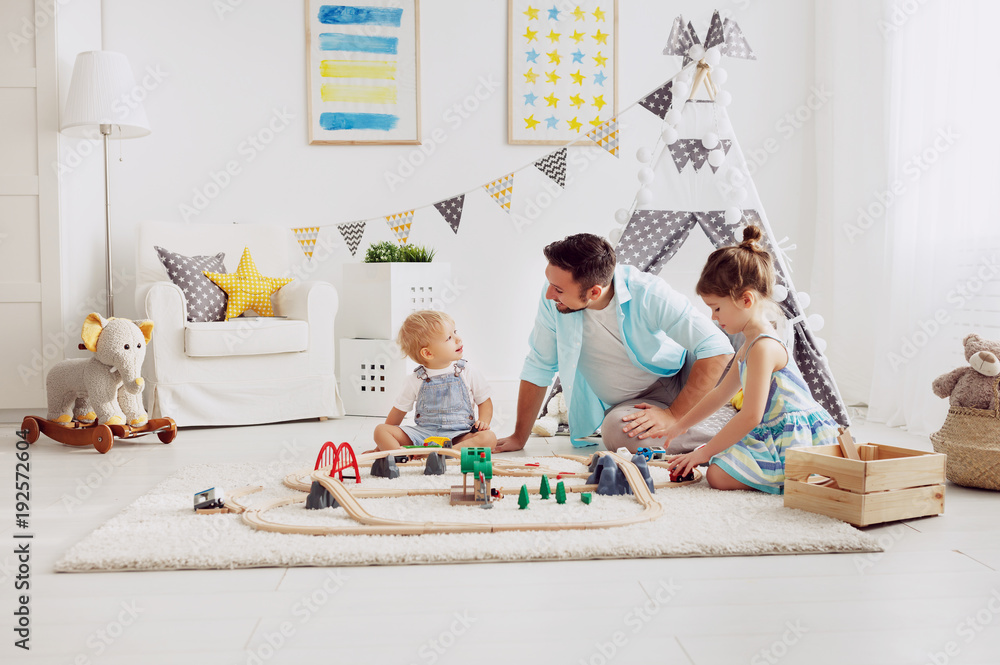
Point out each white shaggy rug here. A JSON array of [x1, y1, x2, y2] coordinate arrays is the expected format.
[[55, 459, 880, 572]]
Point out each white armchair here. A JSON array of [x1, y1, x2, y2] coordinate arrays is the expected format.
[[135, 221, 344, 426]]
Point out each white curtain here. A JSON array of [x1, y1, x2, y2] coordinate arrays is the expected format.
[[866, 1, 1000, 434]]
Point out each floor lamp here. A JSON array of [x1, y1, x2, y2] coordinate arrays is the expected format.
[[61, 51, 151, 318]]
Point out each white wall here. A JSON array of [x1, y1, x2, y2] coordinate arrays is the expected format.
[[57, 1, 823, 417]]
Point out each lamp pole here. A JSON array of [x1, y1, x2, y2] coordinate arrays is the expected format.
[[101, 123, 114, 317]]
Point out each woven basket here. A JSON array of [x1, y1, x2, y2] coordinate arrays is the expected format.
[[930, 374, 1000, 490]]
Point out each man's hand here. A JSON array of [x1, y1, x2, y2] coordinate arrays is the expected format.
[[495, 434, 527, 453], [620, 403, 677, 440]]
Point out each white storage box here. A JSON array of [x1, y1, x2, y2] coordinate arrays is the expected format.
[[340, 263, 452, 340], [339, 338, 409, 417]]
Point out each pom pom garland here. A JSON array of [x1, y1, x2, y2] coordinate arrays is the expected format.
[[614, 208, 631, 225], [661, 125, 679, 144], [725, 207, 744, 225], [702, 132, 719, 149], [636, 187, 654, 206], [688, 44, 705, 61], [636, 147, 653, 163]]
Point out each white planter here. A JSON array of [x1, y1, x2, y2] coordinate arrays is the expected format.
[[338, 338, 410, 417], [340, 262, 452, 340]]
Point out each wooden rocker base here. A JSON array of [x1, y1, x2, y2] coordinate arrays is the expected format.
[[20, 416, 177, 454]]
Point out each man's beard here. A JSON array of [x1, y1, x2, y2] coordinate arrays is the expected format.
[[555, 298, 589, 314]]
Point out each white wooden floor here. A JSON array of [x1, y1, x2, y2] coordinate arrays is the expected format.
[[1, 416, 998, 664]]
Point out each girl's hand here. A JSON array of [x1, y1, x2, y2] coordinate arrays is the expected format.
[[621, 403, 677, 440], [473, 420, 491, 431], [667, 446, 710, 479]]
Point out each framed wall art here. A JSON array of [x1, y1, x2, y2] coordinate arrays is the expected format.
[[508, 0, 618, 145], [306, 1, 421, 144]]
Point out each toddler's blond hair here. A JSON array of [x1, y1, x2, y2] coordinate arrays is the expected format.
[[397, 310, 453, 363]]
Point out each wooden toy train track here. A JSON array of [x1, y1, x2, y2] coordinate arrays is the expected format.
[[239, 449, 701, 536], [19, 415, 177, 454]]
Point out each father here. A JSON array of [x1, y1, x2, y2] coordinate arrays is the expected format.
[[495, 233, 734, 453]]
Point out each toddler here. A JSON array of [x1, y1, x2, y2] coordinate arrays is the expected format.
[[664, 226, 839, 493], [373, 310, 496, 451]]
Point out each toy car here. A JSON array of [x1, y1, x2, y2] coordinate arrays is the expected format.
[[636, 446, 668, 461], [670, 469, 695, 483], [194, 487, 225, 510]]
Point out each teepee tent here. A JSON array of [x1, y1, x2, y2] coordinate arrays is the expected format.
[[609, 11, 850, 426]]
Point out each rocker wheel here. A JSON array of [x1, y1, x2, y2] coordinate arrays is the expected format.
[[93, 425, 114, 454], [20, 417, 40, 444], [157, 419, 177, 444]]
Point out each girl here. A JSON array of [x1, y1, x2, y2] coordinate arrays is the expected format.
[[664, 226, 839, 493]]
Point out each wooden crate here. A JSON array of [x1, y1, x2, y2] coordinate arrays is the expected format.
[[784, 443, 945, 527]]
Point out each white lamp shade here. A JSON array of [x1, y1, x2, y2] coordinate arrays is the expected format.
[[62, 51, 151, 138]]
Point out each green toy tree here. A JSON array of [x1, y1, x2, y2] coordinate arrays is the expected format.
[[518, 484, 530, 510], [556, 481, 567, 504], [539, 475, 551, 499]]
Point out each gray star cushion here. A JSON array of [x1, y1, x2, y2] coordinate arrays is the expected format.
[[154, 246, 229, 322]]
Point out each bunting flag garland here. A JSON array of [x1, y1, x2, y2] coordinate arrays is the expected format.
[[639, 80, 674, 119], [722, 18, 756, 60], [587, 117, 619, 157], [663, 15, 697, 65], [484, 174, 514, 213], [667, 138, 732, 173], [534, 148, 568, 188], [337, 221, 366, 256], [386, 211, 414, 243], [434, 194, 466, 234], [704, 10, 726, 49], [292, 227, 320, 259]]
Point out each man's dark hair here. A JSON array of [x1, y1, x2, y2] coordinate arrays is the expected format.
[[543, 233, 616, 290]]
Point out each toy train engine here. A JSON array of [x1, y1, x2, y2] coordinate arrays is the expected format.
[[194, 487, 225, 510]]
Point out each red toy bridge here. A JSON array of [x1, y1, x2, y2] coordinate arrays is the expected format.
[[314, 441, 360, 484]]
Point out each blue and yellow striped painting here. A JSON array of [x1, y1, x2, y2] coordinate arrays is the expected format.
[[309, 1, 419, 142]]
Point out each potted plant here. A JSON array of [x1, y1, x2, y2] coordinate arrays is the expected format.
[[341, 242, 451, 340]]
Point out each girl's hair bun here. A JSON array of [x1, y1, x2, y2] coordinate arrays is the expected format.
[[740, 225, 763, 250]]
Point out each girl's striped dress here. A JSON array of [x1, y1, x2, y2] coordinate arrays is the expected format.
[[711, 333, 839, 494]]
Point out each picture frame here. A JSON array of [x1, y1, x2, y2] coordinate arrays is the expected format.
[[306, 0, 422, 144], [508, 0, 618, 145]]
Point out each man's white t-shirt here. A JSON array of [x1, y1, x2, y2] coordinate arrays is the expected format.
[[577, 297, 660, 406], [393, 361, 492, 413]]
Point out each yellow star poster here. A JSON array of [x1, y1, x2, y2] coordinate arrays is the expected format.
[[508, 1, 617, 145]]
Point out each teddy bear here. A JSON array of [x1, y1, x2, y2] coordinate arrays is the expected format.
[[932, 333, 1000, 410], [46, 313, 154, 427], [532, 389, 569, 437]]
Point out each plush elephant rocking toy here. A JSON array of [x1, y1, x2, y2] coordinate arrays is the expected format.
[[20, 313, 176, 454]]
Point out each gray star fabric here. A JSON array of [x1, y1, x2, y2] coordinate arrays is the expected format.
[[154, 246, 228, 322], [433, 194, 466, 234], [614, 210, 850, 426], [639, 80, 674, 120], [704, 11, 726, 49], [667, 137, 733, 173]]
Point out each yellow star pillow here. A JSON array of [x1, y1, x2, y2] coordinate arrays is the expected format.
[[203, 247, 293, 320]]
